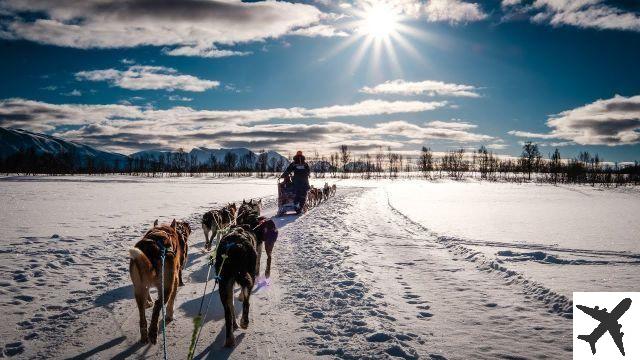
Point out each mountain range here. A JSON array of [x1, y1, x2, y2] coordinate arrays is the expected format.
[[0, 127, 289, 171]]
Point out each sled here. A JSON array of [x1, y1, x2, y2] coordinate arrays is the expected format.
[[277, 177, 305, 216]]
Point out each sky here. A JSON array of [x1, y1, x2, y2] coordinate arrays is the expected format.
[[0, 0, 639, 161]]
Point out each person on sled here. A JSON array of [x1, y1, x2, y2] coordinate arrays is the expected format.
[[281, 151, 310, 214]]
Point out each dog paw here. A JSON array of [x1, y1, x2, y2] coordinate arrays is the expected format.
[[148, 329, 158, 344], [233, 321, 239, 330], [145, 301, 153, 309], [224, 337, 236, 348], [265, 271, 271, 278], [165, 316, 174, 324], [240, 318, 249, 329], [140, 336, 149, 344]]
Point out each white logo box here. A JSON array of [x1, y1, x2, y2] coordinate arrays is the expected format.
[[573, 292, 640, 360]]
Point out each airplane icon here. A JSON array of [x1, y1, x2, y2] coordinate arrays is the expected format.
[[576, 298, 632, 356]]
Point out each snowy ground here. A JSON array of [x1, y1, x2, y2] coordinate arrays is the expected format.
[[0, 175, 638, 358]]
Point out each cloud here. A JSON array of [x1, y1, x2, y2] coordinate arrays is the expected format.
[[75, 66, 220, 92], [426, 120, 477, 130], [61, 89, 82, 96], [350, 0, 487, 24], [424, 0, 488, 24], [0, 0, 338, 54], [288, 24, 349, 37], [167, 95, 193, 102], [360, 79, 480, 97], [162, 45, 251, 58], [0, 98, 490, 153], [508, 94, 640, 146], [501, 0, 640, 32]]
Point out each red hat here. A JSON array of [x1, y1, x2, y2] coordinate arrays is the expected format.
[[296, 151, 303, 156]]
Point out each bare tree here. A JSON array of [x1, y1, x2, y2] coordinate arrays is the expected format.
[[419, 146, 433, 178], [521, 141, 540, 181], [339, 145, 351, 174]]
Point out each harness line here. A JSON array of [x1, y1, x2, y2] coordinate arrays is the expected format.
[[186, 227, 230, 360], [160, 246, 168, 360]]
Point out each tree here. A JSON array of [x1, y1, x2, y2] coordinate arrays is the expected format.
[[223, 152, 237, 174], [550, 148, 561, 184], [521, 141, 540, 180], [339, 145, 350, 174]]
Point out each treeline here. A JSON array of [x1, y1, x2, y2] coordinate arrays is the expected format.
[[3, 143, 640, 186], [0, 147, 288, 176], [306, 142, 640, 186]]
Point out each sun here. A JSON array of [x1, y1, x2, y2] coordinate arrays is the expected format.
[[360, 4, 399, 39], [324, 1, 427, 75]]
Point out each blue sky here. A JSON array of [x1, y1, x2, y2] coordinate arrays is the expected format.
[[0, 0, 639, 161]]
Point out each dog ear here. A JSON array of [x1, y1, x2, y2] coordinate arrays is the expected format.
[[153, 219, 159, 227], [170, 219, 176, 229], [243, 199, 247, 205]]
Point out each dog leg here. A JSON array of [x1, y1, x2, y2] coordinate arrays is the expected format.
[[240, 286, 251, 329], [255, 242, 263, 277], [265, 243, 273, 278], [145, 289, 153, 308], [220, 280, 236, 347], [165, 277, 178, 323], [202, 224, 210, 250], [148, 275, 173, 344], [134, 291, 149, 343]]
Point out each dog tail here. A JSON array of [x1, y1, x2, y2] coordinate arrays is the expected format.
[[129, 248, 153, 283]]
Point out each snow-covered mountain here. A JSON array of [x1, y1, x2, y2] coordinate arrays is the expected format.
[[1, 127, 290, 171], [131, 147, 289, 170], [0, 127, 129, 169]]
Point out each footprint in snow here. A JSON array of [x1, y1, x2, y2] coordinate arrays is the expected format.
[[417, 312, 433, 319]]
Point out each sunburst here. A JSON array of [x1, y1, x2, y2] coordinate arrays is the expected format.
[[326, 1, 426, 76]]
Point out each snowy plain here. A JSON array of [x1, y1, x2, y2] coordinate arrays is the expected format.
[[0, 175, 638, 359]]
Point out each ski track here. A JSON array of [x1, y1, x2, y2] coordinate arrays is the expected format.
[[1, 186, 574, 359]]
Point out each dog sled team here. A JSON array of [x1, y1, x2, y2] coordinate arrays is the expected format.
[[128, 150, 336, 353], [278, 150, 337, 215]]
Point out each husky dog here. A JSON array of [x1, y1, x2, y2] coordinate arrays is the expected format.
[[236, 199, 277, 277], [323, 182, 330, 201], [330, 184, 337, 196], [202, 203, 237, 251], [312, 187, 323, 205], [306, 187, 317, 208], [175, 221, 192, 286], [129, 219, 187, 344], [215, 225, 257, 347]]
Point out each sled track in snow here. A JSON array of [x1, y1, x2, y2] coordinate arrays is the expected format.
[[275, 187, 572, 359], [385, 190, 574, 319]]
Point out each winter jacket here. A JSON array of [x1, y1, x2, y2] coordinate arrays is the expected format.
[[282, 162, 310, 191]]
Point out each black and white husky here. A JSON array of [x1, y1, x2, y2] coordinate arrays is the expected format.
[[201, 203, 237, 250]]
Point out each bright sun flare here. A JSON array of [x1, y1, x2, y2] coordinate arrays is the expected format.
[[361, 4, 399, 39]]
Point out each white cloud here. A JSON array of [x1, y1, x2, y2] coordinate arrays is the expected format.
[[162, 45, 251, 58], [61, 89, 82, 97], [0, 0, 340, 55], [167, 95, 193, 102], [426, 120, 477, 130], [288, 24, 350, 37], [0, 98, 487, 153], [75, 66, 220, 92], [360, 79, 481, 97], [502, 0, 640, 32], [509, 94, 640, 146], [424, 0, 488, 24]]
